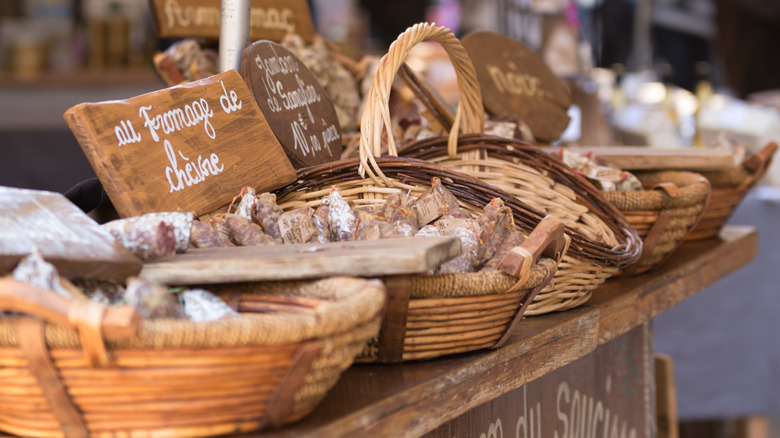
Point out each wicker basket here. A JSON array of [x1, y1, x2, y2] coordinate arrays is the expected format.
[[272, 23, 571, 362], [0, 276, 385, 438], [380, 24, 642, 314], [275, 158, 565, 362], [602, 171, 711, 275], [686, 141, 777, 241]]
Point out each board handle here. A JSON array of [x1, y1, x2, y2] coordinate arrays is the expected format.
[[498, 216, 569, 288], [359, 22, 484, 186], [742, 141, 778, 178], [0, 278, 139, 367]]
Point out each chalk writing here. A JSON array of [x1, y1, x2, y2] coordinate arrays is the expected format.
[[486, 63, 542, 98], [220, 80, 243, 114], [555, 379, 638, 438], [138, 99, 215, 142], [115, 120, 141, 147], [164, 139, 225, 193], [481, 419, 504, 438], [162, 0, 295, 33]]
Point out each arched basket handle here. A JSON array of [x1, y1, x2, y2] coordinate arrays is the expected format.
[[359, 22, 485, 186]]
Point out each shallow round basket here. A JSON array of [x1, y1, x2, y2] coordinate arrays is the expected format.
[[0, 276, 385, 438], [275, 157, 565, 362], [602, 171, 711, 275], [686, 142, 777, 241], [352, 23, 641, 316], [400, 135, 644, 314]]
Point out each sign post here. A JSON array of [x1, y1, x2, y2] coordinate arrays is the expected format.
[[218, 0, 251, 73]]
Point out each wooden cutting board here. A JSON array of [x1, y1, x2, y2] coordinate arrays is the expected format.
[[0, 187, 142, 281], [139, 236, 461, 284], [562, 146, 738, 171]]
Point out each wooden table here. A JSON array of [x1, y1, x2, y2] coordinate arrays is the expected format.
[[0, 227, 756, 438], [244, 226, 757, 438]]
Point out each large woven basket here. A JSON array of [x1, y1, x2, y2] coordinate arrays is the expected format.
[[602, 171, 711, 275], [382, 24, 642, 314], [272, 25, 571, 363], [686, 141, 777, 241], [0, 276, 385, 438], [275, 158, 565, 362]]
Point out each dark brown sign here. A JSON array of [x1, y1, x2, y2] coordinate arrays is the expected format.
[[425, 326, 652, 438], [148, 0, 316, 43], [462, 31, 571, 142], [241, 40, 341, 168], [0, 187, 142, 281], [64, 70, 296, 218]]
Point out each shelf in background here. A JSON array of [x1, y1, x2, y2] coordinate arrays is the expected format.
[[0, 67, 165, 89]]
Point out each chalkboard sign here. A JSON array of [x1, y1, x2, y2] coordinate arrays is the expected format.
[[64, 70, 296, 218], [241, 40, 341, 168], [462, 31, 571, 142], [148, 0, 316, 43], [0, 187, 142, 281]]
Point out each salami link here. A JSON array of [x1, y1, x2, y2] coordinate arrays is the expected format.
[[224, 214, 279, 246], [252, 192, 284, 243]]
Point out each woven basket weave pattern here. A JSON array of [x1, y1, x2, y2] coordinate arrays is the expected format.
[[0, 277, 385, 437], [603, 171, 710, 274]]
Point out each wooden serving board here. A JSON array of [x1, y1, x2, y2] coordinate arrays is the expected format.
[[139, 236, 461, 284], [148, 0, 316, 43], [0, 187, 142, 281], [64, 70, 296, 218], [562, 146, 738, 171]]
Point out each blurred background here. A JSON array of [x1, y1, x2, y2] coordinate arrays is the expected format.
[[1, 1, 780, 437]]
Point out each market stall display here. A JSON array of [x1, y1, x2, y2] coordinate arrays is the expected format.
[[385, 24, 641, 313]]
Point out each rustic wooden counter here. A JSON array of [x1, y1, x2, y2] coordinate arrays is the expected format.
[[0, 227, 756, 438], [243, 226, 757, 438]]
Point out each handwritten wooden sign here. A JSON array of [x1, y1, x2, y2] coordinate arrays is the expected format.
[[64, 70, 296, 218], [462, 31, 572, 142], [241, 40, 341, 168], [0, 187, 142, 281], [425, 326, 651, 438], [148, 0, 316, 43]]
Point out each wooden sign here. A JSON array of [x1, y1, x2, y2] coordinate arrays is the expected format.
[[139, 236, 461, 284], [64, 70, 296, 218], [562, 145, 738, 171], [241, 40, 342, 168], [425, 325, 652, 438], [0, 187, 142, 281], [462, 31, 571, 142], [148, 0, 316, 43]]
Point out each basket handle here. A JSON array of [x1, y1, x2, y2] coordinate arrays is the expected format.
[[359, 22, 485, 186], [498, 216, 570, 290], [741, 141, 778, 186], [0, 278, 139, 367]]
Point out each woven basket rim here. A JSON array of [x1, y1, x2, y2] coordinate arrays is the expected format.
[[278, 154, 640, 269], [395, 134, 643, 268], [0, 277, 386, 350], [604, 170, 711, 210]]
